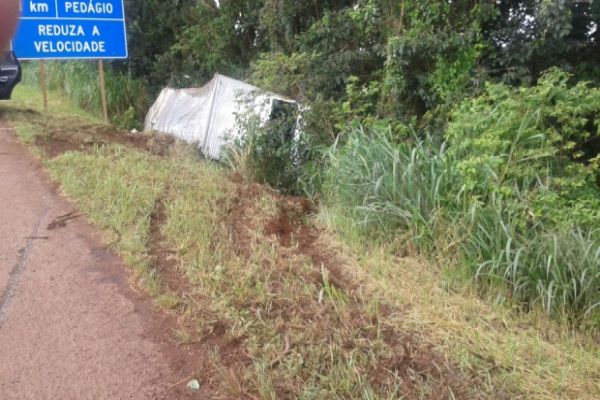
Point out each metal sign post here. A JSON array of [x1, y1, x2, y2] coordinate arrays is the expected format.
[[11, 0, 128, 119], [98, 60, 108, 123], [39, 60, 47, 110]]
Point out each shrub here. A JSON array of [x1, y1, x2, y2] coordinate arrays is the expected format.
[[446, 68, 600, 232], [323, 69, 600, 323], [323, 126, 457, 249], [459, 195, 600, 320], [224, 100, 315, 195]]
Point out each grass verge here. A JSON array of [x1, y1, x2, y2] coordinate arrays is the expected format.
[[321, 206, 600, 399], [2, 85, 599, 399]]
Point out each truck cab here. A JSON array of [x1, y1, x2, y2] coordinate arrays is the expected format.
[[0, 51, 21, 100]]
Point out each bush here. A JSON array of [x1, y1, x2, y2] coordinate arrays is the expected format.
[[323, 126, 457, 248], [459, 195, 600, 321], [224, 101, 316, 195], [446, 68, 600, 232], [323, 69, 600, 323]]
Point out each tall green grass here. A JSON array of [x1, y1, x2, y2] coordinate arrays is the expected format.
[[461, 196, 600, 321], [324, 127, 458, 248], [21, 61, 149, 129], [324, 127, 600, 324]]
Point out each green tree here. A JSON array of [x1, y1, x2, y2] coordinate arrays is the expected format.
[[122, 0, 196, 86], [156, 0, 266, 86], [483, 0, 600, 85]]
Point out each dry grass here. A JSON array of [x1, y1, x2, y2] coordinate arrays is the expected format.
[[319, 207, 600, 399]]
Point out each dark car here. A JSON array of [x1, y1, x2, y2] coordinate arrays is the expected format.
[[0, 51, 21, 100]]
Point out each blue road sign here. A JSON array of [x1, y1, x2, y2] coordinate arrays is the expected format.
[[11, 0, 128, 60]]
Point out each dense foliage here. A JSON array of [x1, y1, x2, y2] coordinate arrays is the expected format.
[[40, 0, 600, 323], [325, 72, 600, 322], [81, 0, 599, 137], [117, 0, 599, 127]]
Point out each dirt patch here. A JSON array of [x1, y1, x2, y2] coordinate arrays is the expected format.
[[227, 178, 362, 296], [262, 194, 358, 292], [15, 112, 177, 158], [225, 182, 268, 256], [222, 178, 473, 399], [37, 131, 149, 158], [148, 194, 191, 296], [264, 197, 315, 247], [146, 132, 177, 156], [34, 122, 150, 157], [147, 193, 254, 398], [370, 320, 469, 398]]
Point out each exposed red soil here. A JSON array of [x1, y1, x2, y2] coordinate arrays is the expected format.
[[223, 179, 473, 399], [35, 125, 152, 157], [6, 109, 175, 158], [148, 195, 191, 296], [147, 192, 255, 399], [35, 122, 176, 158]]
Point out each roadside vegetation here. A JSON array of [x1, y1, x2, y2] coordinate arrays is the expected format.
[[3, 81, 600, 399], [21, 62, 148, 130], [4, 0, 600, 398], [30, 2, 598, 324], [230, 69, 600, 327], [321, 70, 600, 324]]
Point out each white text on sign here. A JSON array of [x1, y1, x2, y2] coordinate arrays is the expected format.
[[64, 2, 114, 15], [13, 0, 128, 59], [34, 23, 105, 54]]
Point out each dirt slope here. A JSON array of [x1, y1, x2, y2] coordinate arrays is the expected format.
[[0, 123, 187, 399]]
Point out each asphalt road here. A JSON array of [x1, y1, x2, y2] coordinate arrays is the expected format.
[[0, 122, 177, 399]]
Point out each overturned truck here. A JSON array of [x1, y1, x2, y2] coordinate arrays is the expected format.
[[144, 74, 299, 160]]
